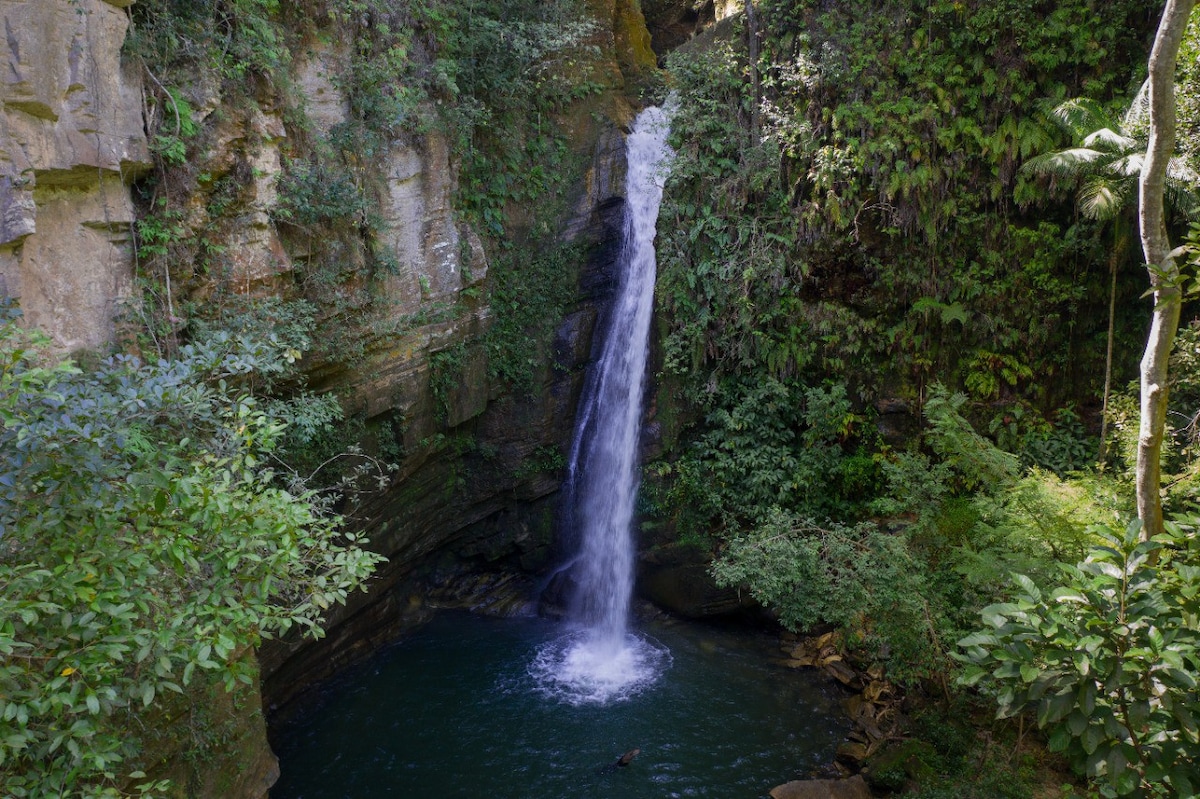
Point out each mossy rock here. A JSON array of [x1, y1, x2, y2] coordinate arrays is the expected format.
[[863, 739, 938, 792], [124, 651, 278, 798], [614, 0, 658, 73]]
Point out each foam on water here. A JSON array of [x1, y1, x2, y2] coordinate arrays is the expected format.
[[529, 629, 672, 706]]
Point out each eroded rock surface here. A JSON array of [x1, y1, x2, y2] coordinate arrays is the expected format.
[[0, 0, 150, 350]]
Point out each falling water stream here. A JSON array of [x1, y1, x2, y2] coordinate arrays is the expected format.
[[530, 103, 675, 705]]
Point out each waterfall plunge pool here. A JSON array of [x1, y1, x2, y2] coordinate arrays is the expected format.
[[269, 612, 850, 798]]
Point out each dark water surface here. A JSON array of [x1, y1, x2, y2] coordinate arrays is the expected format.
[[269, 613, 848, 799]]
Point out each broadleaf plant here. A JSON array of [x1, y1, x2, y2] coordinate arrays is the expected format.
[[0, 307, 384, 797], [957, 518, 1200, 797]]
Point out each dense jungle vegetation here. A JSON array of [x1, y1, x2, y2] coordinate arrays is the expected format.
[[6, 0, 1200, 796], [647, 1, 1200, 796]]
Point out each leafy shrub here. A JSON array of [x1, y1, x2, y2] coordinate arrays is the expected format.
[[658, 0, 1153, 414], [711, 510, 959, 685], [483, 243, 580, 391], [959, 519, 1200, 798], [666, 378, 868, 534], [0, 309, 382, 796]]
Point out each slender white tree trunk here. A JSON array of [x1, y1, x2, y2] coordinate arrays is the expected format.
[[1098, 245, 1118, 468], [1137, 0, 1195, 539], [747, 0, 761, 143]]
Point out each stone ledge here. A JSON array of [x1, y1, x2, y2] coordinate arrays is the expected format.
[[770, 775, 872, 799]]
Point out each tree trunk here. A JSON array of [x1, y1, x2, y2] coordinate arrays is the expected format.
[[747, 0, 761, 144], [1136, 0, 1195, 540], [1098, 243, 1119, 468]]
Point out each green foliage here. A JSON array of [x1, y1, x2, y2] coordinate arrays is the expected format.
[[267, 150, 397, 372], [335, 8, 425, 137], [513, 445, 567, 482], [1020, 407, 1097, 476], [148, 89, 199, 166], [959, 518, 1200, 798], [900, 767, 1039, 799], [658, 0, 1154, 410], [128, 0, 290, 84], [1099, 317, 1200, 512], [0, 309, 382, 796], [1171, 320, 1200, 467], [429, 342, 467, 423], [879, 387, 1112, 590], [986, 401, 1098, 477], [1175, 13, 1200, 173], [184, 296, 314, 390], [664, 378, 868, 533], [272, 160, 372, 230], [134, 200, 188, 264], [707, 384, 1124, 688], [658, 41, 812, 389], [433, 0, 599, 236], [127, 0, 603, 395], [712, 512, 957, 685], [483, 243, 581, 392], [710, 514, 883, 632]]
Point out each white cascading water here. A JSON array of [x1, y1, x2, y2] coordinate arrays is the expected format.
[[530, 103, 675, 705]]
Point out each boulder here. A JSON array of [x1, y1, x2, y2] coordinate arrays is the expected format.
[[637, 542, 756, 618], [862, 739, 938, 791], [769, 774, 872, 799]]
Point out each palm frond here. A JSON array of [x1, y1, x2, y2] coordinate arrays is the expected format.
[[1016, 116, 1058, 161], [1020, 147, 1104, 179], [1164, 173, 1200, 222], [1077, 177, 1129, 222], [1122, 78, 1151, 131], [1082, 127, 1137, 153], [1166, 155, 1200, 185], [1109, 152, 1145, 178], [1050, 97, 1115, 140]]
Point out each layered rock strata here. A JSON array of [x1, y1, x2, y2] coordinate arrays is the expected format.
[[0, 0, 150, 351]]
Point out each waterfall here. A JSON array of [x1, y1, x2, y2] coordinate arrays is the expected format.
[[566, 104, 674, 646], [531, 103, 675, 705]]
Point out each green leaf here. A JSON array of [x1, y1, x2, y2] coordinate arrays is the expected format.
[[1013, 573, 1041, 600], [1086, 742, 1111, 777], [1048, 724, 1072, 752], [1170, 767, 1194, 797], [1082, 722, 1104, 755], [1175, 703, 1198, 734], [959, 632, 998, 647], [1052, 588, 1088, 604], [1039, 689, 1075, 727], [958, 665, 988, 687]]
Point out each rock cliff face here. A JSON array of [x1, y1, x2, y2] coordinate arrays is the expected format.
[[641, 0, 738, 54], [0, 0, 150, 351]]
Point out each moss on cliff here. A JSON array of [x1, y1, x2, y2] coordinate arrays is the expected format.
[[127, 653, 278, 799]]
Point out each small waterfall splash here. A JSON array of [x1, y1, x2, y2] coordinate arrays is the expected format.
[[531, 103, 675, 705]]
